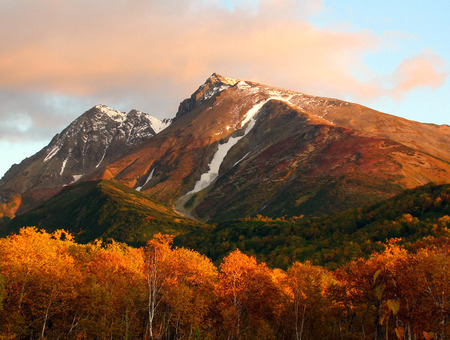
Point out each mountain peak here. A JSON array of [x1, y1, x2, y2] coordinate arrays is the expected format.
[[175, 73, 240, 120], [93, 104, 111, 110], [92, 104, 120, 113], [199, 73, 239, 99], [206, 73, 239, 87], [0, 103, 171, 209], [89, 104, 127, 122]]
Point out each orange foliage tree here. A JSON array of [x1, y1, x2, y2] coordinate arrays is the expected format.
[[0, 228, 447, 339], [0, 227, 81, 338], [143, 233, 218, 339], [394, 243, 449, 339], [77, 240, 146, 339], [163, 247, 217, 338], [334, 239, 449, 339], [143, 233, 175, 339], [216, 249, 281, 339], [280, 261, 335, 340]]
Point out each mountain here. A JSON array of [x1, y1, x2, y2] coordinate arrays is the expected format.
[[1, 73, 449, 226], [0, 105, 171, 221], [3, 180, 201, 245], [86, 73, 450, 221]]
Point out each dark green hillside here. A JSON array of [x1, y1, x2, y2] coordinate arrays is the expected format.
[[3, 180, 203, 245], [3, 180, 449, 267], [176, 183, 450, 269]]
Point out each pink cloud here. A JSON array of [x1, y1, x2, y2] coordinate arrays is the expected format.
[[0, 0, 447, 117], [0, 0, 378, 100], [391, 51, 448, 97]]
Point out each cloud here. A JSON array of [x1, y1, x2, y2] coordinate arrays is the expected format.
[[0, 0, 447, 149], [0, 90, 94, 142], [390, 50, 448, 98], [0, 0, 380, 107]]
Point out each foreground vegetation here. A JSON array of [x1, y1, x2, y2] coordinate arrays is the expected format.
[[0, 227, 448, 339]]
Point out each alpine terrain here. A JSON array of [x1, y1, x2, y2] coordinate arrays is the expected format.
[[0, 73, 449, 231]]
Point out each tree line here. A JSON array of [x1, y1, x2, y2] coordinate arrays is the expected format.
[[0, 227, 448, 339]]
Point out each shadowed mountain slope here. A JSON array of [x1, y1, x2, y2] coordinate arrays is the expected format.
[[2, 180, 201, 245]]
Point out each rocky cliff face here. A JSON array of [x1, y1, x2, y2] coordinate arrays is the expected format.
[[0, 105, 170, 215]]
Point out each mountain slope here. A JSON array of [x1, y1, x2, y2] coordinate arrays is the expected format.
[[0, 105, 171, 218], [88, 74, 449, 221], [2, 180, 201, 245], [183, 99, 449, 221]]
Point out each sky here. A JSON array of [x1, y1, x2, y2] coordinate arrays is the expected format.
[[0, 0, 449, 178]]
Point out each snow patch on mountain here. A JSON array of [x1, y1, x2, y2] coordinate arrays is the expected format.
[[203, 84, 232, 100], [241, 95, 294, 128], [147, 116, 171, 133], [96, 148, 108, 168], [136, 168, 155, 192], [60, 158, 68, 176], [72, 175, 83, 182], [233, 152, 250, 167], [44, 144, 61, 162], [236, 80, 251, 89], [240, 100, 268, 128], [187, 101, 263, 195], [94, 105, 171, 136]]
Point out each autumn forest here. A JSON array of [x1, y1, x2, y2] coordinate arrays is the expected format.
[[0, 225, 448, 340]]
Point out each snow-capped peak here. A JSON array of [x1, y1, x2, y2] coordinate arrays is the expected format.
[[199, 73, 240, 101], [41, 104, 172, 176], [92, 105, 172, 133], [207, 73, 239, 86], [94, 104, 127, 123]]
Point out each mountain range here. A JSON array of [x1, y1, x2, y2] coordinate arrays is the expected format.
[[0, 73, 449, 241]]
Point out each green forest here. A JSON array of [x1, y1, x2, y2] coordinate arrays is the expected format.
[[177, 183, 450, 269]]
